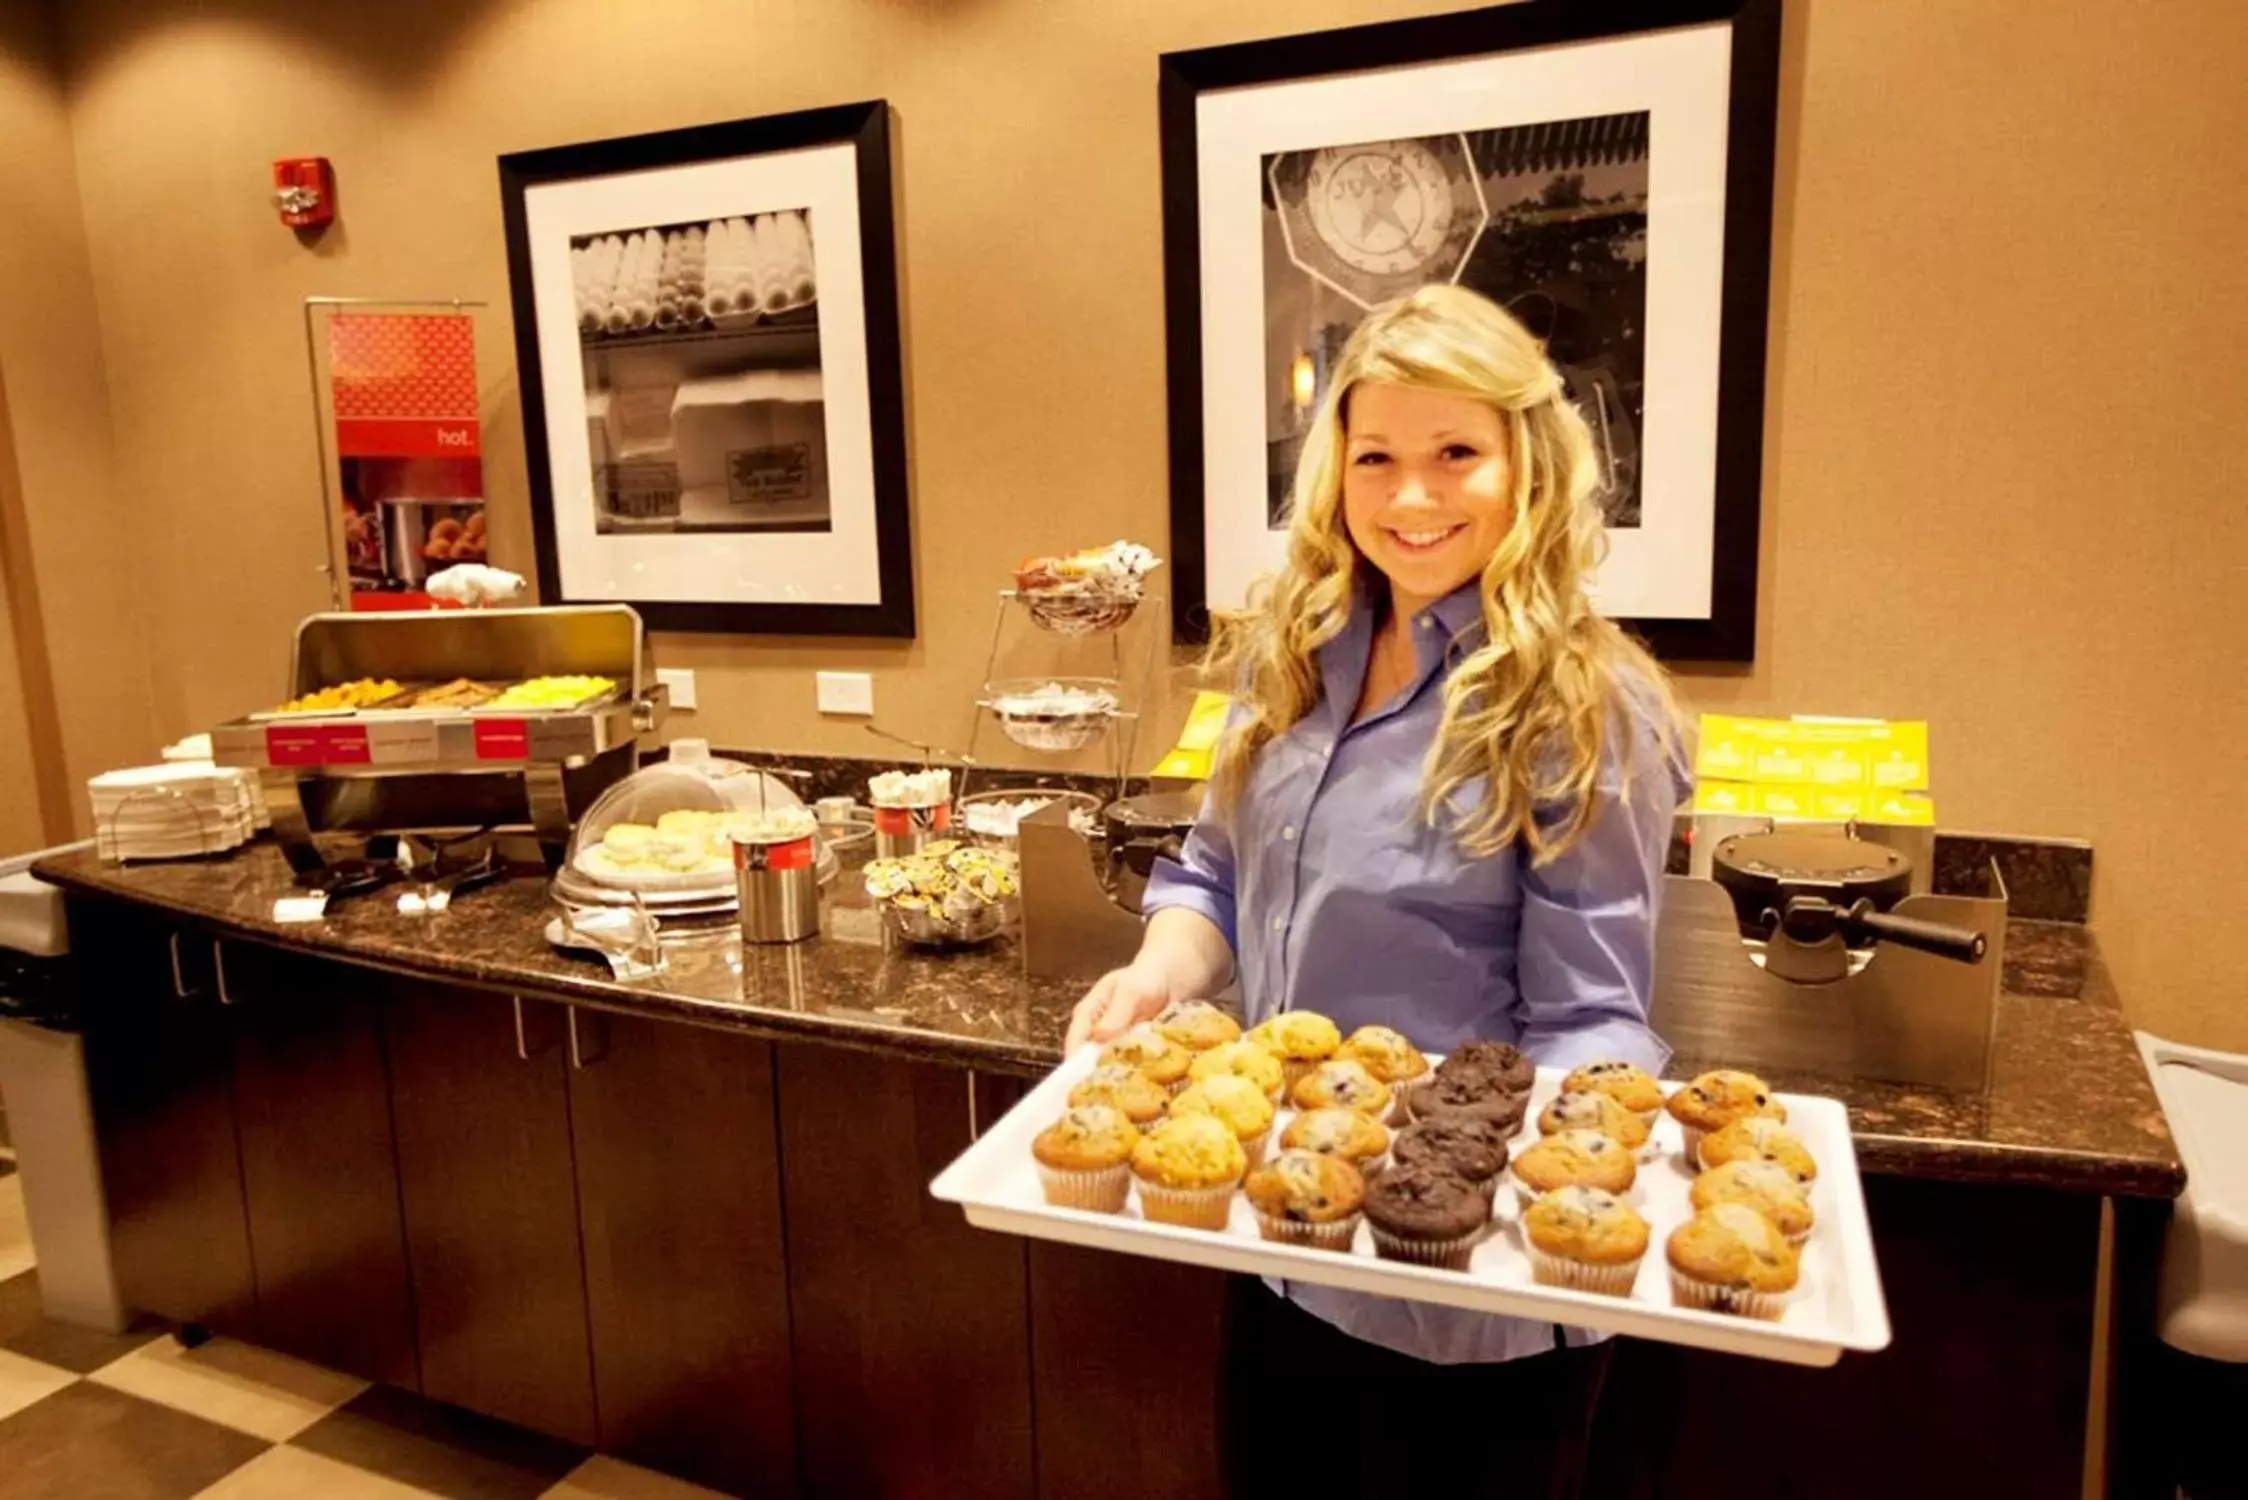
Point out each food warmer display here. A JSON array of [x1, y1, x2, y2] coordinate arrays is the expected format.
[[210, 605, 668, 875]]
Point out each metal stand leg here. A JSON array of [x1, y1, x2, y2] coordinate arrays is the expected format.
[[524, 765, 572, 873], [260, 770, 328, 876]]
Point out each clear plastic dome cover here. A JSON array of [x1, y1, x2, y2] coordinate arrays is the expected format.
[[567, 739, 813, 891]]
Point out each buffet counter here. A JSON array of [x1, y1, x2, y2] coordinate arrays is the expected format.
[[29, 840, 2179, 1196]]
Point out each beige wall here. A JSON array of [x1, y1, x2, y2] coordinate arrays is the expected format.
[[0, 0, 153, 849], [18, 0, 2248, 1046]]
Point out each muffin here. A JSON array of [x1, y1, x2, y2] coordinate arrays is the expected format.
[[1522, 1186, 1650, 1296], [1067, 1063, 1170, 1126], [1408, 1067, 1530, 1133], [1509, 1129, 1637, 1211], [1279, 1107, 1391, 1178], [1690, 1160, 1816, 1244], [1245, 1011, 1343, 1090], [1560, 1059, 1665, 1124], [1169, 1074, 1277, 1168], [1187, 1040, 1287, 1103], [1697, 1116, 1819, 1184], [1435, 1039, 1535, 1096], [1389, 1117, 1511, 1200], [1290, 1058, 1393, 1119], [1100, 1026, 1192, 1094], [1154, 999, 1241, 1053], [1667, 1202, 1801, 1319], [1339, 1025, 1432, 1119], [1244, 1149, 1366, 1251], [1130, 1113, 1247, 1229], [1665, 1070, 1786, 1161], [1031, 1104, 1141, 1212], [1362, 1164, 1491, 1270], [1537, 1090, 1654, 1159]]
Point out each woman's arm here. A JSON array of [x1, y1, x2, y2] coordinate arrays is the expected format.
[[1512, 713, 1686, 1074], [1063, 807, 1240, 1051]]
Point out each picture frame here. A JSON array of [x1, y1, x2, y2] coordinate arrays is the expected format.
[[1158, 0, 1781, 660], [500, 101, 915, 638]]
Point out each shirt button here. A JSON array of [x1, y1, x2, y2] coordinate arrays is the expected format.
[[1272, 915, 1286, 932], [1420, 615, 1436, 630], [1281, 825, 1297, 841]]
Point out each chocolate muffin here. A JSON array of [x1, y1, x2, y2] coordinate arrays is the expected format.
[[1389, 1117, 1512, 1193], [1436, 1039, 1535, 1096], [1362, 1164, 1490, 1270], [1408, 1068, 1530, 1132]]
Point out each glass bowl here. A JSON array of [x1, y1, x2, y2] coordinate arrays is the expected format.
[[982, 677, 1121, 753], [956, 788, 1102, 851]]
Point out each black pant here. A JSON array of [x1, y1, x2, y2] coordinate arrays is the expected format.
[[1218, 1276, 1610, 1499]]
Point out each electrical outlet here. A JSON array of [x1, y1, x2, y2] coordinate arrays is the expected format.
[[655, 667, 697, 711], [816, 671, 875, 717]]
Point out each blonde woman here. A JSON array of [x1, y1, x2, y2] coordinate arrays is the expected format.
[[1065, 284, 1688, 1498]]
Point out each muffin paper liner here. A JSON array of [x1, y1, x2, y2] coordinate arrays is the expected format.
[[1385, 1073, 1432, 1125], [1035, 1160, 1132, 1214], [1251, 1207, 1361, 1253], [1368, 1221, 1485, 1271], [1527, 1245, 1642, 1297], [1241, 1129, 1271, 1171], [1134, 1176, 1238, 1230], [1669, 1268, 1789, 1321]]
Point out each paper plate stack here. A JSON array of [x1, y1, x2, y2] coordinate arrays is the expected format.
[[88, 765, 259, 862]]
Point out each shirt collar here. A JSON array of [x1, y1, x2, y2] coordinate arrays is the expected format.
[[1318, 577, 1486, 730]]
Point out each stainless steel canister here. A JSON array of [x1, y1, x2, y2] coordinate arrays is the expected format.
[[872, 800, 952, 861], [732, 831, 820, 943]]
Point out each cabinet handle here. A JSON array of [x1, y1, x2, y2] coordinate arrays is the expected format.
[[512, 996, 532, 1061], [967, 1068, 981, 1143], [566, 1007, 605, 1070], [167, 932, 196, 999], [211, 941, 235, 1005]]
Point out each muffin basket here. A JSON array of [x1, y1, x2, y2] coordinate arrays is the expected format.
[[931, 1051, 1893, 1369]]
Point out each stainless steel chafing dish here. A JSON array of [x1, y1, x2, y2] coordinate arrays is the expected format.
[[210, 605, 668, 873]]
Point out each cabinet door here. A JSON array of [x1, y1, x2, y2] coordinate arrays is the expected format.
[[74, 898, 255, 1333], [778, 1048, 1033, 1500], [224, 941, 416, 1388], [566, 1011, 795, 1498], [385, 985, 595, 1444]]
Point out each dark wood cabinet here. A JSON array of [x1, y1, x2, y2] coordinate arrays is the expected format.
[[74, 898, 256, 1334], [384, 985, 596, 1445], [223, 941, 416, 1389], [565, 1009, 796, 1497], [778, 1048, 1035, 1500]]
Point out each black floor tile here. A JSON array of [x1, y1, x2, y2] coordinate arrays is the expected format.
[[289, 1383, 587, 1500], [0, 1380, 271, 1499]]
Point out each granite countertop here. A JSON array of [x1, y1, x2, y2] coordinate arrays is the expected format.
[[33, 842, 2181, 1199]]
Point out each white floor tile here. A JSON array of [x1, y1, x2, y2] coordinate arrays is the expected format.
[[0, 1345, 75, 1421], [0, 1172, 34, 1284], [191, 1444, 451, 1499], [87, 1333, 367, 1442], [542, 1453, 741, 1500]]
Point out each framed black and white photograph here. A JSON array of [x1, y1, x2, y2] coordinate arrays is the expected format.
[[501, 101, 914, 637], [1160, 0, 1780, 659]]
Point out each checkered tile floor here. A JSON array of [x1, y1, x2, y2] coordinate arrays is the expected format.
[[0, 1262, 739, 1499]]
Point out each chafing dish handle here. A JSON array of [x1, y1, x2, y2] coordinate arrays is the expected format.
[[1844, 900, 1988, 963]]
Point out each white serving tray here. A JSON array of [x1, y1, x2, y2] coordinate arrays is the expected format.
[[931, 1050, 1892, 1368]]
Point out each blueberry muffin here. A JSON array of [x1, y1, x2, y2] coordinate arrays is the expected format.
[[1169, 1073, 1277, 1168], [1665, 1070, 1786, 1161], [1560, 1059, 1665, 1123], [1290, 1058, 1393, 1119], [1244, 1149, 1366, 1251], [1067, 1063, 1170, 1126], [1129, 1113, 1246, 1230], [1690, 1159, 1815, 1244], [1667, 1203, 1800, 1319], [1408, 1067, 1530, 1133], [1388, 1117, 1511, 1199], [1100, 1025, 1193, 1094], [1279, 1107, 1391, 1178], [1187, 1039, 1287, 1103], [1435, 1039, 1535, 1096], [1339, 1025, 1432, 1118], [1245, 1011, 1343, 1090], [1155, 999, 1241, 1053], [1696, 1116, 1819, 1184], [1362, 1164, 1490, 1270], [1509, 1128, 1636, 1211], [1522, 1186, 1650, 1295], [1031, 1104, 1141, 1212], [1537, 1089, 1653, 1158]]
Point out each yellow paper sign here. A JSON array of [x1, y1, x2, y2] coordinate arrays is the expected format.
[[1148, 690, 1232, 781], [1694, 713, 1932, 827]]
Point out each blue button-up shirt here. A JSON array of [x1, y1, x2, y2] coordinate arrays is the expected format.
[[1141, 581, 1688, 1364]]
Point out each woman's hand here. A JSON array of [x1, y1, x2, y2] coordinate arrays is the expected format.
[[1063, 963, 1175, 1054]]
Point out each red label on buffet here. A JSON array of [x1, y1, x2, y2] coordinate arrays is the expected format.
[[473, 719, 530, 760], [265, 724, 372, 767], [873, 803, 951, 836], [734, 835, 815, 873]]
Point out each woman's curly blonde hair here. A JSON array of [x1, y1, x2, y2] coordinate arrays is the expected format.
[[1207, 283, 1677, 865]]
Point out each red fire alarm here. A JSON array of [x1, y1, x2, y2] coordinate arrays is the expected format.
[[273, 157, 335, 230]]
